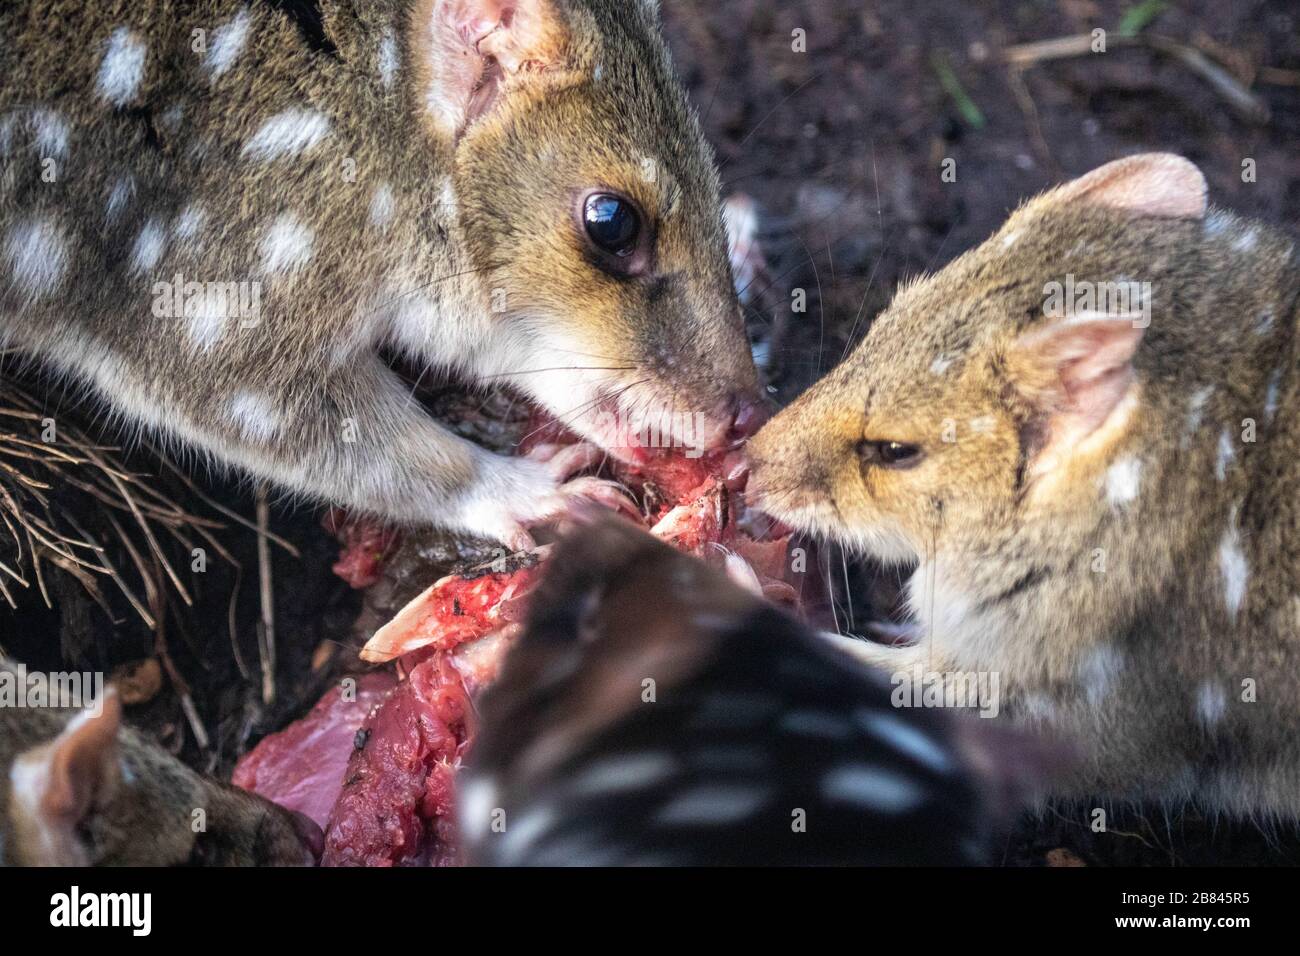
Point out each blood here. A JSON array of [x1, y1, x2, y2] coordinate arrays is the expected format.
[[237, 415, 796, 866]]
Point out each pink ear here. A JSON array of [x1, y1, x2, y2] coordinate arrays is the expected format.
[[41, 690, 123, 823], [1046, 153, 1207, 220], [1010, 318, 1146, 461], [413, 0, 570, 139]]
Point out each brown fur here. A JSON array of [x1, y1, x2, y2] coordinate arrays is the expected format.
[[0, 1, 755, 544], [749, 154, 1300, 817], [0, 667, 319, 865]]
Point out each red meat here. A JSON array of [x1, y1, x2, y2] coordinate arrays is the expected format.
[[324, 510, 400, 590], [241, 414, 797, 867], [321, 655, 471, 867], [231, 672, 398, 829]]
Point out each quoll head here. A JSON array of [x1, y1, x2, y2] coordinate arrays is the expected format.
[[5, 691, 322, 866], [748, 154, 1211, 561], [417, 0, 761, 455]]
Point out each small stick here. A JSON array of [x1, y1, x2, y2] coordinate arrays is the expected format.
[[1002, 33, 1271, 124], [157, 453, 301, 557], [255, 486, 276, 707]]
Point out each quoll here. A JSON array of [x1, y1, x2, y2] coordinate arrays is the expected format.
[[0, 0, 761, 547], [461, 517, 1047, 865], [749, 154, 1300, 816]]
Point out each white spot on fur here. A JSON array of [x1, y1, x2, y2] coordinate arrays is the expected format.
[[1265, 368, 1281, 421], [1195, 681, 1227, 727], [1001, 229, 1019, 248], [930, 354, 953, 375], [378, 31, 399, 88], [106, 176, 134, 222], [4, 219, 68, 301], [822, 764, 923, 813], [440, 178, 457, 218], [207, 8, 252, 80], [1231, 227, 1258, 253], [227, 392, 281, 443], [368, 183, 396, 229], [31, 109, 70, 159], [489, 803, 559, 863], [1184, 386, 1213, 441], [158, 104, 183, 134], [187, 292, 229, 351], [1215, 429, 1236, 481], [857, 711, 955, 774], [1104, 455, 1141, 507], [655, 785, 768, 825], [174, 203, 207, 241], [241, 109, 330, 161], [96, 27, 147, 107], [568, 753, 678, 797], [1019, 692, 1056, 723], [456, 777, 498, 839], [1081, 644, 1121, 706], [1218, 507, 1248, 621], [129, 218, 167, 274], [259, 214, 314, 273], [1203, 210, 1232, 237]]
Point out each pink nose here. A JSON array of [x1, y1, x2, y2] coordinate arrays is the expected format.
[[729, 396, 770, 443]]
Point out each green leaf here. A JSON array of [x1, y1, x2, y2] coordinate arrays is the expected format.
[[1118, 0, 1168, 38], [930, 51, 986, 130]]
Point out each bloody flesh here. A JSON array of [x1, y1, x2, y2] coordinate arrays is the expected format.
[[231, 672, 398, 830], [235, 419, 795, 867], [320, 654, 470, 867], [324, 509, 400, 590]]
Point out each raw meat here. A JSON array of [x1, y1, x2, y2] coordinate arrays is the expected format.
[[235, 416, 797, 866], [320, 654, 470, 867], [324, 510, 400, 590], [231, 672, 398, 829]]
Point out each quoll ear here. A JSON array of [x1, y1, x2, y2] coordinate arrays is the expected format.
[[1008, 317, 1146, 472], [40, 690, 124, 823], [1040, 153, 1207, 220], [10, 691, 123, 865], [413, 0, 572, 140]]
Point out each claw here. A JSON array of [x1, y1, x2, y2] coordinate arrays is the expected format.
[[525, 441, 605, 481], [556, 476, 640, 519], [504, 527, 538, 552], [547, 442, 606, 480]]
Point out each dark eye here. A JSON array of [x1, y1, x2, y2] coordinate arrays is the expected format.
[[582, 193, 641, 259], [859, 440, 923, 469]]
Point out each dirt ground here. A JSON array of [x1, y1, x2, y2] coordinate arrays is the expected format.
[[4, 0, 1299, 866]]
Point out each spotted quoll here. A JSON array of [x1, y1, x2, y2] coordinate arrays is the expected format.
[[749, 154, 1300, 817], [0, 665, 321, 866], [0, 0, 761, 548], [461, 517, 1048, 865]]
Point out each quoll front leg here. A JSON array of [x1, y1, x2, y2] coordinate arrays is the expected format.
[[91, 348, 625, 546]]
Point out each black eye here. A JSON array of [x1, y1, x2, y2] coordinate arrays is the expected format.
[[859, 440, 923, 469], [583, 193, 641, 259]]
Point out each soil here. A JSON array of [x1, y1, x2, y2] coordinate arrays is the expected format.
[[4, 0, 1298, 866]]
